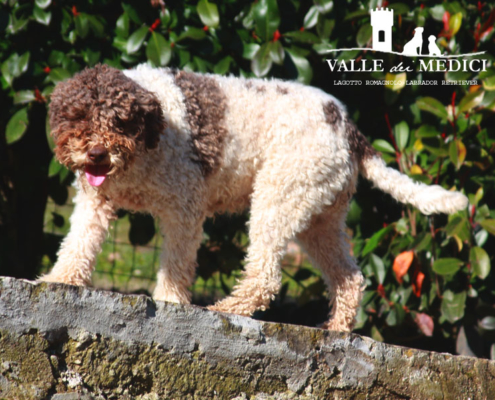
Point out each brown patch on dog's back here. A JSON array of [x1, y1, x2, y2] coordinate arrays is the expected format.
[[345, 118, 378, 161], [174, 71, 227, 177], [276, 85, 289, 95], [323, 101, 342, 126], [256, 86, 266, 94]]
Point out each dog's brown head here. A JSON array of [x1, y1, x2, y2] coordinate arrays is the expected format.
[[49, 64, 166, 187]]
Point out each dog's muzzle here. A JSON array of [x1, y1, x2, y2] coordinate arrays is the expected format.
[[85, 145, 110, 187]]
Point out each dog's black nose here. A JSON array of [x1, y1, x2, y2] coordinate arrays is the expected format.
[[88, 145, 108, 163]]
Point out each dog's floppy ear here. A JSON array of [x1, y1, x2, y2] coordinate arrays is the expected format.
[[130, 79, 166, 150], [98, 65, 166, 150]]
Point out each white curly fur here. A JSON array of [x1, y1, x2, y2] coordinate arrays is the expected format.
[[39, 64, 468, 332]]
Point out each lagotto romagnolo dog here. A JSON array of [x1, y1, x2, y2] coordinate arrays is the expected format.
[[39, 64, 468, 332]]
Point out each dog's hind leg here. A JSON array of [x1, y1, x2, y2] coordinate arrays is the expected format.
[[208, 149, 347, 317], [153, 210, 206, 304], [38, 182, 115, 286], [297, 200, 364, 332]]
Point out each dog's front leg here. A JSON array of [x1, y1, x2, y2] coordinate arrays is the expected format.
[[39, 182, 114, 286], [153, 211, 205, 304]]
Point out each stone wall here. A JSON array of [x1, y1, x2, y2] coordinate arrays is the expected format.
[[0, 277, 494, 399]]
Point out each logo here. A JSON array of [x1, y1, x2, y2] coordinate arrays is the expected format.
[[325, 7, 487, 82]]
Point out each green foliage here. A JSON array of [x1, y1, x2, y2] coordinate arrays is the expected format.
[[1, 0, 494, 358]]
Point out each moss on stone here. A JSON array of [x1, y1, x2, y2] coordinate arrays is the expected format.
[[2, 278, 495, 400], [0, 330, 55, 400]]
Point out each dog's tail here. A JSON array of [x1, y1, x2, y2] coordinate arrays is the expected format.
[[358, 150, 468, 215]]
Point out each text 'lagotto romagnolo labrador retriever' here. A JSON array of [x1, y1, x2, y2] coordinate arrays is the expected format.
[[39, 64, 468, 332]]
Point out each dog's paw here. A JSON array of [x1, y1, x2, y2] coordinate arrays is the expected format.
[[207, 297, 260, 317], [152, 287, 191, 304], [320, 319, 353, 333]]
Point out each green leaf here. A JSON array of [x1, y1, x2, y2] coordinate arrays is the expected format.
[[394, 121, 409, 151], [17, 52, 30, 75], [160, 8, 172, 27], [74, 13, 89, 38], [35, 0, 51, 9], [479, 317, 495, 331], [88, 15, 105, 37], [122, 3, 142, 24], [344, 9, 369, 20], [356, 23, 372, 47], [242, 43, 260, 60], [415, 125, 439, 138], [46, 114, 55, 151], [386, 303, 405, 327], [416, 97, 448, 119], [146, 32, 172, 66], [432, 258, 463, 276], [1, 61, 13, 86], [251, 42, 272, 77], [303, 6, 319, 29], [362, 225, 393, 256], [445, 215, 470, 240], [388, 3, 409, 15], [371, 325, 384, 342], [370, 254, 386, 284], [253, 0, 280, 42], [48, 50, 65, 66], [449, 12, 462, 36], [284, 31, 320, 44], [286, 48, 312, 84], [213, 56, 233, 75], [8, 15, 29, 34], [127, 26, 149, 54], [414, 233, 432, 252], [1, 52, 30, 85], [177, 27, 207, 41], [314, 0, 333, 14], [241, 3, 255, 29], [14, 90, 35, 104], [458, 91, 484, 113], [480, 219, 495, 236], [82, 48, 101, 67], [48, 68, 71, 84], [48, 157, 63, 177], [197, 0, 219, 28], [470, 247, 490, 280], [116, 13, 130, 38], [483, 75, 495, 91], [269, 40, 284, 65], [372, 139, 395, 154], [429, 5, 445, 21], [441, 290, 466, 323], [448, 139, 466, 170], [6, 107, 29, 144], [316, 16, 334, 40], [33, 5, 52, 25]]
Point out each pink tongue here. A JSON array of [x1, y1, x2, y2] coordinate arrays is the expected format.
[[85, 165, 110, 187]]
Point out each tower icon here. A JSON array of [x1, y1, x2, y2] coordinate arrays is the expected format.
[[370, 7, 394, 52]]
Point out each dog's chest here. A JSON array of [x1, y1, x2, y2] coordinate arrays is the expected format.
[[102, 170, 163, 214], [106, 185, 152, 212]]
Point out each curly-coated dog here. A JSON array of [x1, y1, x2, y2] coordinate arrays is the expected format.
[[39, 64, 468, 332]]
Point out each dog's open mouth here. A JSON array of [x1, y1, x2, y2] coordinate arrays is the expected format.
[[84, 164, 110, 187]]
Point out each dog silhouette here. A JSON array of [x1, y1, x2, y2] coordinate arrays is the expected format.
[[428, 35, 442, 56], [403, 27, 424, 56]]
